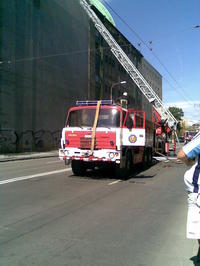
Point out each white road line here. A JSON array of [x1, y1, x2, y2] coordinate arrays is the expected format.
[[45, 160, 62, 164], [108, 180, 122, 185], [0, 168, 72, 186]]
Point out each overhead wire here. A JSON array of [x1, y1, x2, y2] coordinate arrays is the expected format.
[[101, 0, 199, 109], [151, 25, 200, 44]]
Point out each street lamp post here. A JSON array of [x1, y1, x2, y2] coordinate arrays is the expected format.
[[110, 81, 126, 101]]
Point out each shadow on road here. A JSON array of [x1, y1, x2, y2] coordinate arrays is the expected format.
[[69, 161, 158, 181], [131, 173, 156, 179]]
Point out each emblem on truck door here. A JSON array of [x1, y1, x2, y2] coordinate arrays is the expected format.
[[129, 134, 137, 143]]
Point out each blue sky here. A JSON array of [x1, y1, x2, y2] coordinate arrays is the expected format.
[[99, 0, 200, 124]]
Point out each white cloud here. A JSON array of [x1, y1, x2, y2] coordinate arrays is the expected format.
[[165, 101, 200, 124]]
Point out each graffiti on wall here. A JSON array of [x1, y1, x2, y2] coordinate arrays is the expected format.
[[0, 129, 61, 153]]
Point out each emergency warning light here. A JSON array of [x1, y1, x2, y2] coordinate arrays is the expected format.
[[76, 100, 113, 106]]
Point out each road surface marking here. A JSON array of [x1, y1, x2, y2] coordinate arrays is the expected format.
[[0, 168, 72, 186], [45, 160, 62, 164], [108, 180, 122, 185]]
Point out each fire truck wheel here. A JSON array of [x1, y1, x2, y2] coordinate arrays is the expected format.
[[115, 151, 132, 180], [143, 148, 152, 169], [148, 149, 152, 166], [71, 160, 87, 176], [125, 151, 133, 176], [142, 149, 148, 169], [114, 164, 124, 179]]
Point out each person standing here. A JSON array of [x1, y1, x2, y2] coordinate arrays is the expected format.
[[177, 132, 200, 260]]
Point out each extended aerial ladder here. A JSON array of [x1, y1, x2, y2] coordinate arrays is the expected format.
[[80, 0, 178, 141]]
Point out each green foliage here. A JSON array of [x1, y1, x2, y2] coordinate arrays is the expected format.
[[169, 106, 184, 121], [169, 106, 184, 134]]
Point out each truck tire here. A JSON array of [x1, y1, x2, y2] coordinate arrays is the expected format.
[[125, 151, 133, 177], [148, 148, 152, 166], [71, 160, 87, 176], [115, 164, 124, 179], [143, 148, 152, 169], [115, 151, 133, 180], [142, 149, 149, 169]]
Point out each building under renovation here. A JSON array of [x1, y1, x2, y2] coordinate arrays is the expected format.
[[0, 0, 162, 153]]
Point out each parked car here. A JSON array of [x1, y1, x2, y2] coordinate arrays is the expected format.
[[184, 131, 197, 143], [178, 136, 184, 143]]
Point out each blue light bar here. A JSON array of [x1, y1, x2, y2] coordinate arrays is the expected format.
[[76, 100, 113, 106]]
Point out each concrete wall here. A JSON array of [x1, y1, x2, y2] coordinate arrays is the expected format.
[[0, 0, 89, 152]]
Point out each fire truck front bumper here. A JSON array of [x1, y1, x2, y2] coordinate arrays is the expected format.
[[59, 148, 120, 163]]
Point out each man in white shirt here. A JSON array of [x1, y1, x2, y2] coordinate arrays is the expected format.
[[177, 132, 200, 260]]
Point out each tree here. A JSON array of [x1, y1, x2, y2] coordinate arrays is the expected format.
[[168, 106, 184, 121], [169, 106, 184, 135]]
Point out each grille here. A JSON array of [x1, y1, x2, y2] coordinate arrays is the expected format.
[[80, 137, 97, 149]]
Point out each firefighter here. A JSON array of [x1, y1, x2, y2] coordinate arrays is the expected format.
[[116, 91, 129, 108]]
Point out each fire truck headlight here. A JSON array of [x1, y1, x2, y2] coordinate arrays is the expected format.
[[109, 152, 115, 159], [112, 109, 117, 115], [65, 150, 69, 155]]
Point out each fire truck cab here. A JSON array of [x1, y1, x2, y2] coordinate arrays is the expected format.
[[59, 100, 153, 178]]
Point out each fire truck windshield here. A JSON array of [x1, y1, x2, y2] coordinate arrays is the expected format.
[[67, 108, 120, 128]]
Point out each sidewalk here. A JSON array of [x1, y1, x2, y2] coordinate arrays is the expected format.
[[0, 150, 58, 162]]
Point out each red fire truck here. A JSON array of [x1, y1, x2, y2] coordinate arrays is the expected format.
[[59, 100, 154, 178], [63, 0, 178, 178]]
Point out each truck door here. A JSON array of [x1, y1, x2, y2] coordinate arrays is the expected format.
[[122, 110, 145, 146]]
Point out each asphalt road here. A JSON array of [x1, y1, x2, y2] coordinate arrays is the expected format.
[[0, 157, 199, 266]]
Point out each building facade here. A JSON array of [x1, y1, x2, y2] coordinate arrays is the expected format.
[[0, 0, 89, 152], [0, 0, 162, 153]]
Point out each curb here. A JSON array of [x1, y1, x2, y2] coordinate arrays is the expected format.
[[0, 151, 58, 162]]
